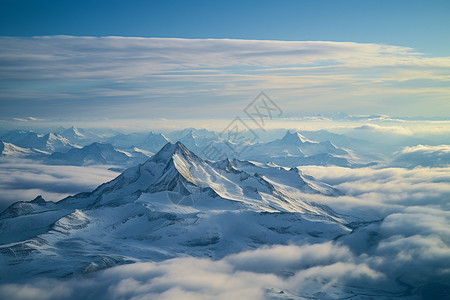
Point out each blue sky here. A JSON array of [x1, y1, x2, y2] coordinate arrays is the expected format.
[[2, 0, 449, 55], [0, 0, 449, 124]]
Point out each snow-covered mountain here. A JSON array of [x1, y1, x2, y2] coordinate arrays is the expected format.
[[54, 141, 343, 212], [1, 130, 78, 153], [126, 146, 154, 159], [0, 142, 351, 280], [166, 128, 218, 142], [300, 129, 385, 162], [268, 130, 348, 156], [106, 131, 170, 152], [164, 129, 370, 168], [237, 130, 372, 167], [0, 141, 46, 157], [0, 128, 376, 168], [57, 126, 102, 146], [139, 132, 171, 152], [165, 128, 219, 154], [45, 142, 148, 166], [61, 126, 85, 140]]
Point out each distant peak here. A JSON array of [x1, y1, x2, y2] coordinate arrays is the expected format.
[[85, 142, 113, 150], [146, 131, 170, 142], [71, 126, 83, 136], [281, 130, 309, 144], [63, 126, 84, 137], [148, 131, 164, 137], [31, 195, 46, 205]]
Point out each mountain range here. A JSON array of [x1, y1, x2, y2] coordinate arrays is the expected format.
[[0, 141, 45, 157], [1, 130, 77, 153], [45, 142, 148, 166], [10, 125, 446, 170], [0, 142, 354, 280], [1, 128, 375, 168]]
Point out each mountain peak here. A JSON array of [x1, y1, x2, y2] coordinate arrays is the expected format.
[[30, 195, 46, 205], [281, 130, 310, 144], [80, 142, 118, 153], [147, 131, 169, 140], [150, 141, 193, 164], [68, 126, 84, 137], [86, 142, 110, 149]]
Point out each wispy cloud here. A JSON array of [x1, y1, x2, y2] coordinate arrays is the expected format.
[[0, 36, 449, 119], [399, 144, 450, 154], [12, 117, 45, 122]]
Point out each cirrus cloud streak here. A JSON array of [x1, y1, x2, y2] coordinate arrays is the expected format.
[[1, 36, 449, 118]]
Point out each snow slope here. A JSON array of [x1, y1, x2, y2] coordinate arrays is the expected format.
[[0, 141, 46, 157]]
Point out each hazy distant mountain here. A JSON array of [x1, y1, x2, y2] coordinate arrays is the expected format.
[[274, 130, 348, 156], [61, 126, 85, 140], [106, 131, 170, 153], [1, 130, 78, 153], [45, 142, 147, 166], [237, 130, 371, 167], [0, 128, 377, 168], [57, 126, 103, 146], [162, 129, 370, 168], [166, 128, 218, 142], [299, 129, 385, 163], [165, 128, 219, 154], [139, 132, 171, 152]]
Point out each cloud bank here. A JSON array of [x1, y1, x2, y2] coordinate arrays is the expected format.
[[391, 144, 450, 168], [0, 158, 119, 211], [300, 165, 450, 213]]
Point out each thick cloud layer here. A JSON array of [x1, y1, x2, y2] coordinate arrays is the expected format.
[[1, 234, 448, 299], [0, 157, 119, 211], [0, 243, 386, 300]]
